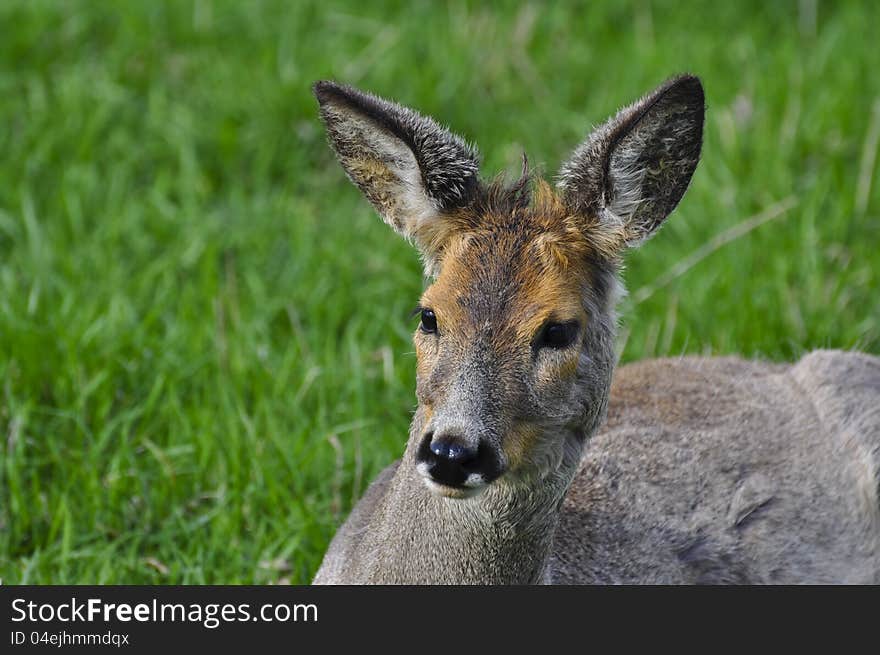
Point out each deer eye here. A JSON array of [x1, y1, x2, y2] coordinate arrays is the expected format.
[[537, 321, 579, 350], [419, 308, 438, 334]]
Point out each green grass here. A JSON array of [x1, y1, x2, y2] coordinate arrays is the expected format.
[[1, 0, 878, 584]]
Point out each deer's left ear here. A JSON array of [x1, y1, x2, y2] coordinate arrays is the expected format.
[[557, 75, 704, 252], [314, 81, 481, 271]]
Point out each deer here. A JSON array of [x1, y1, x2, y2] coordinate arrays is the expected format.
[[310, 75, 880, 584]]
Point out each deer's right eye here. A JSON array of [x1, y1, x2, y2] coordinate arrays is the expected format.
[[420, 308, 438, 334]]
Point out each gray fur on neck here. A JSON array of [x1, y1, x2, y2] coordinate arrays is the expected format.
[[318, 409, 583, 585]]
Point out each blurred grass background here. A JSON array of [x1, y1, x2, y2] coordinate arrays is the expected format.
[[1, 0, 878, 583]]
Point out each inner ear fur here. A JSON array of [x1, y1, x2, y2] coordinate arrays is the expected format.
[[557, 74, 705, 251], [313, 81, 482, 265]]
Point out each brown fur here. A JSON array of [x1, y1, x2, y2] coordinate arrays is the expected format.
[[311, 76, 880, 584]]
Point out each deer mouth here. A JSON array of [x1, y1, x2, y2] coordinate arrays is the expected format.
[[415, 435, 505, 498], [418, 475, 489, 499]]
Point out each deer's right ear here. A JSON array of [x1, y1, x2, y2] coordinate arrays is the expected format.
[[313, 81, 481, 270]]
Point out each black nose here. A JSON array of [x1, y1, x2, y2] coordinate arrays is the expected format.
[[417, 432, 486, 488], [429, 439, 475, 463]]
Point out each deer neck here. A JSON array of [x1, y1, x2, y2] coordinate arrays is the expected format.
[[360, 412, 585, 585]]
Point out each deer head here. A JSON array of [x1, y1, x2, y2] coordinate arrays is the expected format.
[[314, 75, 704, 499]]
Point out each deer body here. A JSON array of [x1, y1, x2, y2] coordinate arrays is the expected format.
[[315, 354, 880, 584], [311, 76, 880, 584]]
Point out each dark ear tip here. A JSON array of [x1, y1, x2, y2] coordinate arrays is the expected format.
[[668, 73, 705, 105], [312, 80, 346, 105]]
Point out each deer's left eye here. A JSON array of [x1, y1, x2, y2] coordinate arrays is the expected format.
[[536, 321, 579, 350]]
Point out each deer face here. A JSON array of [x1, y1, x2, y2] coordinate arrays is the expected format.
[[314, 76, 704, 497], [410, 196, 618, 496]]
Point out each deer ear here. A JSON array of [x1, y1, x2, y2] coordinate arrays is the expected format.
[[313, 81, 481, 268], [557, 75, 704, 252]]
